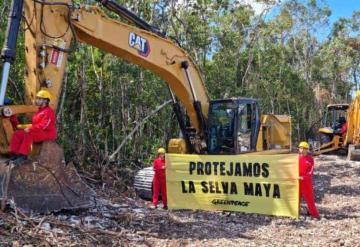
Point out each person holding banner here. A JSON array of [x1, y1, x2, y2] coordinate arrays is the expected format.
[[298, 141, 320, 219], [151, 147, 168, 209]]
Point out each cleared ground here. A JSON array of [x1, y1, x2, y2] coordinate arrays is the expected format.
[[0, 155, 359, 246]]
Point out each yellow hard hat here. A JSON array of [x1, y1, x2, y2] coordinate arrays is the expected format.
[[36, 89, 51, 101], [298, 141, 309, 149], [157, 147, 166, 154]]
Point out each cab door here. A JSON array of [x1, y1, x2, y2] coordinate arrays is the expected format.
[[235, 101, 260, 153]]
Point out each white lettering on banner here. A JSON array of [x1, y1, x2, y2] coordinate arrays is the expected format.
[[166, 153, 300, 218]]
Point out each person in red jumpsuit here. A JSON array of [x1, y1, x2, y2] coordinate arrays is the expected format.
[[298, 141, 320, 218], [151, 147, 167, 209], [340, 121, 347, 136], [8, 89, 57, 165], [335, 117, 347, 136]]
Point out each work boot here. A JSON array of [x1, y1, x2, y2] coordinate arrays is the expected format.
[[163, 206, 168, 210], [11, 155, 27, 166], [5, 155, 20, 165]]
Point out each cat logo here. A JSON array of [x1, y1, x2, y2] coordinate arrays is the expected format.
[[129, 32, 150, 57]]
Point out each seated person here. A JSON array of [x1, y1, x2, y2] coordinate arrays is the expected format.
[[334, 117, 347, 136], [7, 90, 57, 165], [340, 120, 347, 136]]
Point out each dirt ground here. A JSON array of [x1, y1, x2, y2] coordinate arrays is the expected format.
[[0, 155, 359, 246]]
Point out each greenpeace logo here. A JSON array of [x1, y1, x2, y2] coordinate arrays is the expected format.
[[129, 32, 150, 57], [211, 199, 250, 207]]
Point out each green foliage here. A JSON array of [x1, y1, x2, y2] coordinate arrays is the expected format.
[[0, 0, 359, 168]]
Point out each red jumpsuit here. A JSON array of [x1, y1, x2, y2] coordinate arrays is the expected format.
[[152, 157, 167, 208], [299, 154, 320, 218], [340, 122, 347, 136], [9, 115, 19, 129], [9, 106, 57, 155]]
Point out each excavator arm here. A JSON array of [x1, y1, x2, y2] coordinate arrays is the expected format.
[[0, 0, 211, 154], [0, 0, 210, 154], [0, 0, 213, 213]]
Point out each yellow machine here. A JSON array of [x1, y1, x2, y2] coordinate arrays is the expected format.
[[0, 0, 291, 212], [315, 103, 349, 153], [315, 92, 360, 160]]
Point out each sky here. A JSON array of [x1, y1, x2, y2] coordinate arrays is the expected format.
[[246, 0, 359, 40], [175, 0, 359, 41], [323, 0, 359, 38], [249, 0, 359, 19], [327, 0, 359, 23]]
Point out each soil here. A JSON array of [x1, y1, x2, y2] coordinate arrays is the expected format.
[[0, 155, 359, 246]]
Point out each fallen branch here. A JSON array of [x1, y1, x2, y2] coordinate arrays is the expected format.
[[34, 216, 48, 234], [80, 174, 101, 183], [3, 207, 127, 239], [108, 99, 172, 161], [48, 219, 126, 237]]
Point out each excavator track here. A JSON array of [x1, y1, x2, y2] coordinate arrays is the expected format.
[[134, 167, 154, 201], [0, 142, 96, 213]]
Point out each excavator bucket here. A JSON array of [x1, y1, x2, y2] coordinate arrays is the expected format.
[[347, 144, 360, 161], [0, 142, 96, 213]]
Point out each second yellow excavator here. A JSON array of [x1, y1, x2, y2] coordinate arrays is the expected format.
[[315, 92, 360, 160], [0, 0, 292, 213]]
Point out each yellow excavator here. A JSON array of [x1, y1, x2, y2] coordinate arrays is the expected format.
[[0, 0, 292, 213], [315, 92, 360, 160]]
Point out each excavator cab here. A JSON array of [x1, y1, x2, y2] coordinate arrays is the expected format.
[[207, 98, 260, 154], [315, 92, 360, 160], [318, 104, 349, 144], [313, 103, 349, 155]]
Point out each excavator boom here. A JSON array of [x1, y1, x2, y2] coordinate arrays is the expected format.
[[0, 0, 211, 212]]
